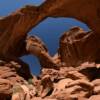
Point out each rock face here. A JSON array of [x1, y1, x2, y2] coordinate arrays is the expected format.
[[26, 36, 60, 70], [0, 0, 100, 99], [0, 27, 100, 100], [0, 0, 100, 61], [32, 63, 100, 100], [0, 6, 39, 59], [59, 27, 100, 67], [39, 0, 100, 36], [0, 60, 30, 100]]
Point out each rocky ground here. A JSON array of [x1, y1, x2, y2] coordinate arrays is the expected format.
[[0, 60, 100, 100], [0, 1, 100, 99], [0, 26, 100, 100]]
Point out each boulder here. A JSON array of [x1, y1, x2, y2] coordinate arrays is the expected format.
[[89, 95, 100, 100]]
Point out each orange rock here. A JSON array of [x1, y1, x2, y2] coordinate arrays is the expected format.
[[89, 95, 100, 100], [59, 27, 100, 67]]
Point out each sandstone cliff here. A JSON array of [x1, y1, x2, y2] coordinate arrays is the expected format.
[[0, 0, 100, 100], [0, 0, 100, 60]]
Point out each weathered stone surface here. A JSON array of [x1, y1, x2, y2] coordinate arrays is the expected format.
[[41, 75, 53, 98], [39, 65, 97, 99], [0, 60, 100, 100], [78, 62, 100, 81], [26, 36, 60, 69], [11, 84, 27, 100], [92, 79, 100, 86], [0, 60, 33, 99], [0, 0, 100, 61], [32, 97, 57, 100], [59, 27, 100, 67], [92, 79, 100, 95], [89, 95, 100, 100], [0, 26, 100, 99], [0, 6, 40, 59], [0, 0, 100, 99], [39, 0, 100, 37], [0, 79, 13, 97]]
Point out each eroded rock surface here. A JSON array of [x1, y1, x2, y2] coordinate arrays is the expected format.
[[0, 27, 100, 99], [26, 35, 60, 70], [0, 60, 32, 100], [0, 0, 100, 61], [0, 0, 100, 99], [59, 27, 100, 67], [39, 0, 100, 36]]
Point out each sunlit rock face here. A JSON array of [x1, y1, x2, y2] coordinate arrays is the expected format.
[[59, 27, 100, 67], [0, 0, 100, 60], [0, 27, 100, 100], [39, 0, 100, 36], [0, 60, 31, 100], [0, 0, 100, 99]]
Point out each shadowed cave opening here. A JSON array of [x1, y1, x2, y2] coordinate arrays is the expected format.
[[21, 17, 90, 75]]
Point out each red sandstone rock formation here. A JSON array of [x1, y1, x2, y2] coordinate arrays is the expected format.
[[0, 0, 100, 99], [0, 60, 30, 100], [0, 0, 100, 61], [26, 36, 60, 70], [0, 27, 100, 100], [0, 6, 39, 59], [39, 0, 100, 36], [59, 27, 100, 67]]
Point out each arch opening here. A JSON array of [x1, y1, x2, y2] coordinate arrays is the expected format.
[[21, 17, 90, 75]]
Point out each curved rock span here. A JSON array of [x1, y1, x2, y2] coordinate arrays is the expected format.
[[59, 27, 100, 67], [0, 0, 100, 61], [0, 26, 100, 100], [0, 0, 100, 100]]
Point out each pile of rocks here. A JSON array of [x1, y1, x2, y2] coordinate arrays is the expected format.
[[2, 61, 99, 100], [31, 62, 100, 100], [0, 27, 100, 100]]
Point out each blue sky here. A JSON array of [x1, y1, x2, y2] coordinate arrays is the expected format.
[[0, 0, 89, 75]]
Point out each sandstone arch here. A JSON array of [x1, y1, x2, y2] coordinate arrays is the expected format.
[[0, 0, 100, 59]]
